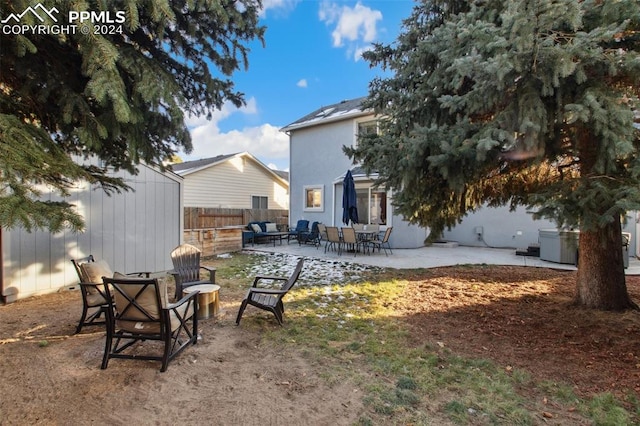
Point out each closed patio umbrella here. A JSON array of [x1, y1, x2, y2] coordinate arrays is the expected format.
[[342, 170, 359, 225]]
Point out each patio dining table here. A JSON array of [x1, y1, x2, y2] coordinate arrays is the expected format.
[[355, 230, 377, 242]]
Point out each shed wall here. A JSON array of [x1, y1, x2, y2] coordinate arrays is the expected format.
[[2, 164, 183, 303]]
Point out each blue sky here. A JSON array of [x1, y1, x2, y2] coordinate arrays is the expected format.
[[183, 0, 416, 171]]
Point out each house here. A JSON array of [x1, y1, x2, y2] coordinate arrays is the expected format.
[[1, 163, 183, 303], [282, 97, 427, 249], [282, 97, 638, 253], [170, 152, 289, 210]]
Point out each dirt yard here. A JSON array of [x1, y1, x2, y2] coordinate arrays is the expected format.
[[0, 263, 639, 425]]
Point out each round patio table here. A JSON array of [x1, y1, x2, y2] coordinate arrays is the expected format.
[[183, 284, 220, 319]]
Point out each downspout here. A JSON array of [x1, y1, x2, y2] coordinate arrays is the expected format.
[[331, 183, 336, 226]]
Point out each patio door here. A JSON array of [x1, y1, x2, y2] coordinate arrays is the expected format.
[[355, 186, 387, 225]]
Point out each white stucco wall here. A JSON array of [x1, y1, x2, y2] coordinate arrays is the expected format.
[[286, 105, 640, 252], [289, 120, 356, 227], [442, 205, 637, 255], [442, 205, 556, 249], [288, 114, 430, 248]]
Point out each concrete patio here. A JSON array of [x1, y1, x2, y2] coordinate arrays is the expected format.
[[246, 240, 640, 275]]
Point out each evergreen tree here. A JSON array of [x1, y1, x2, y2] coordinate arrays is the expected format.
[[0, 0, 265, 232], [349, 0, 640, 309]]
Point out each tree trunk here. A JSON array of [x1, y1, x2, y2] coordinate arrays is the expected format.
[[575, 216, 636, 310]]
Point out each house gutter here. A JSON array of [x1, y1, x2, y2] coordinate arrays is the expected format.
[[281, 109, 373, 133]]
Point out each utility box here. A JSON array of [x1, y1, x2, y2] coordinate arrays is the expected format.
[[622, 232, 630, 268], [539, 229, 630, 268], [539, 229, 579, 264]]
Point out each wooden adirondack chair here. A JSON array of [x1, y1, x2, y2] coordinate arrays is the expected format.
[[170, 244, 216, 300], [235, 258, 304, 325]]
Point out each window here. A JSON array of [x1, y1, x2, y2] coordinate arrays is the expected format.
[[357, 120, 378, 137], [252, 196, 268, 209], [356, 188, 387, 225], [304, 185, 323, 211], [354, 120, 379, 151]]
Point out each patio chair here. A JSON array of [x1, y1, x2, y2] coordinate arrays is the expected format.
[[325, 226, 342, 254], [101, 276, 198, 372], [341, 227, 365, 256], [367, 224, 380, 231], [317, 223, 328, 247], [288, 219, 309, 242], [235, 258, 304, 326], [170, 244, 216, 300], [352, 223, 364, 231], [298, 221, 320, 247], [70, 255, 150, 334], [369, 227, 393, 256]]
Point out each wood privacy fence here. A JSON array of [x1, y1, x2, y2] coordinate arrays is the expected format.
[[184, 208, 289, 230], [183, 208, 289, 256]]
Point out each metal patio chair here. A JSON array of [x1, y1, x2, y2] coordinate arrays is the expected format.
[[368, 227, 393, 256], [101, 276, 198, 372], [71, 256, 150, 334]]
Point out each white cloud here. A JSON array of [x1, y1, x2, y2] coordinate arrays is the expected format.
[[267, 162, 289, 172], [319, 1, 382, 59], [260, 0, 299, 17], [296, 78, 308, 88], [184, 98, 289, 169]]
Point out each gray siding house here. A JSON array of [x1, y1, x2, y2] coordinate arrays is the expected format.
[[171, 152, 289, 210], [1, 163, 183, 303], [283, 97, 638, 253]]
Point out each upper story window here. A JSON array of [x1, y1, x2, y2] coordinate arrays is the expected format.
[[357, 120, 378, 137], [355, 119, 379, 150]]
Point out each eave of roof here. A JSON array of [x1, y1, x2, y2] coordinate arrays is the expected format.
[[281, 96, 373, 132], [333, 167, 379, 183]]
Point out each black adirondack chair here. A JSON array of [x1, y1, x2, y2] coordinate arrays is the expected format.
[[170, 244, 216, 300], [235, 258, 304, 325]]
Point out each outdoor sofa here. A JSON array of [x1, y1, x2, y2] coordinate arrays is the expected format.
[[244, 221, 287, 246]]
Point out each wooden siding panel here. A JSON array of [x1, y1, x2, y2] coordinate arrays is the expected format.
[[183, 228, 242, 256], [183, 208, 288, 229]]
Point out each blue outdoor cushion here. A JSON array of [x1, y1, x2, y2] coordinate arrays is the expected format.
[[292, 220, 309, 231]]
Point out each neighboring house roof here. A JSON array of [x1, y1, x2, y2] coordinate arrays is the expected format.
[[169, 152, 289, 187], [281, 96, 371, 132], [271, 169, 289, 182], [170, 153, 237, 175]]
